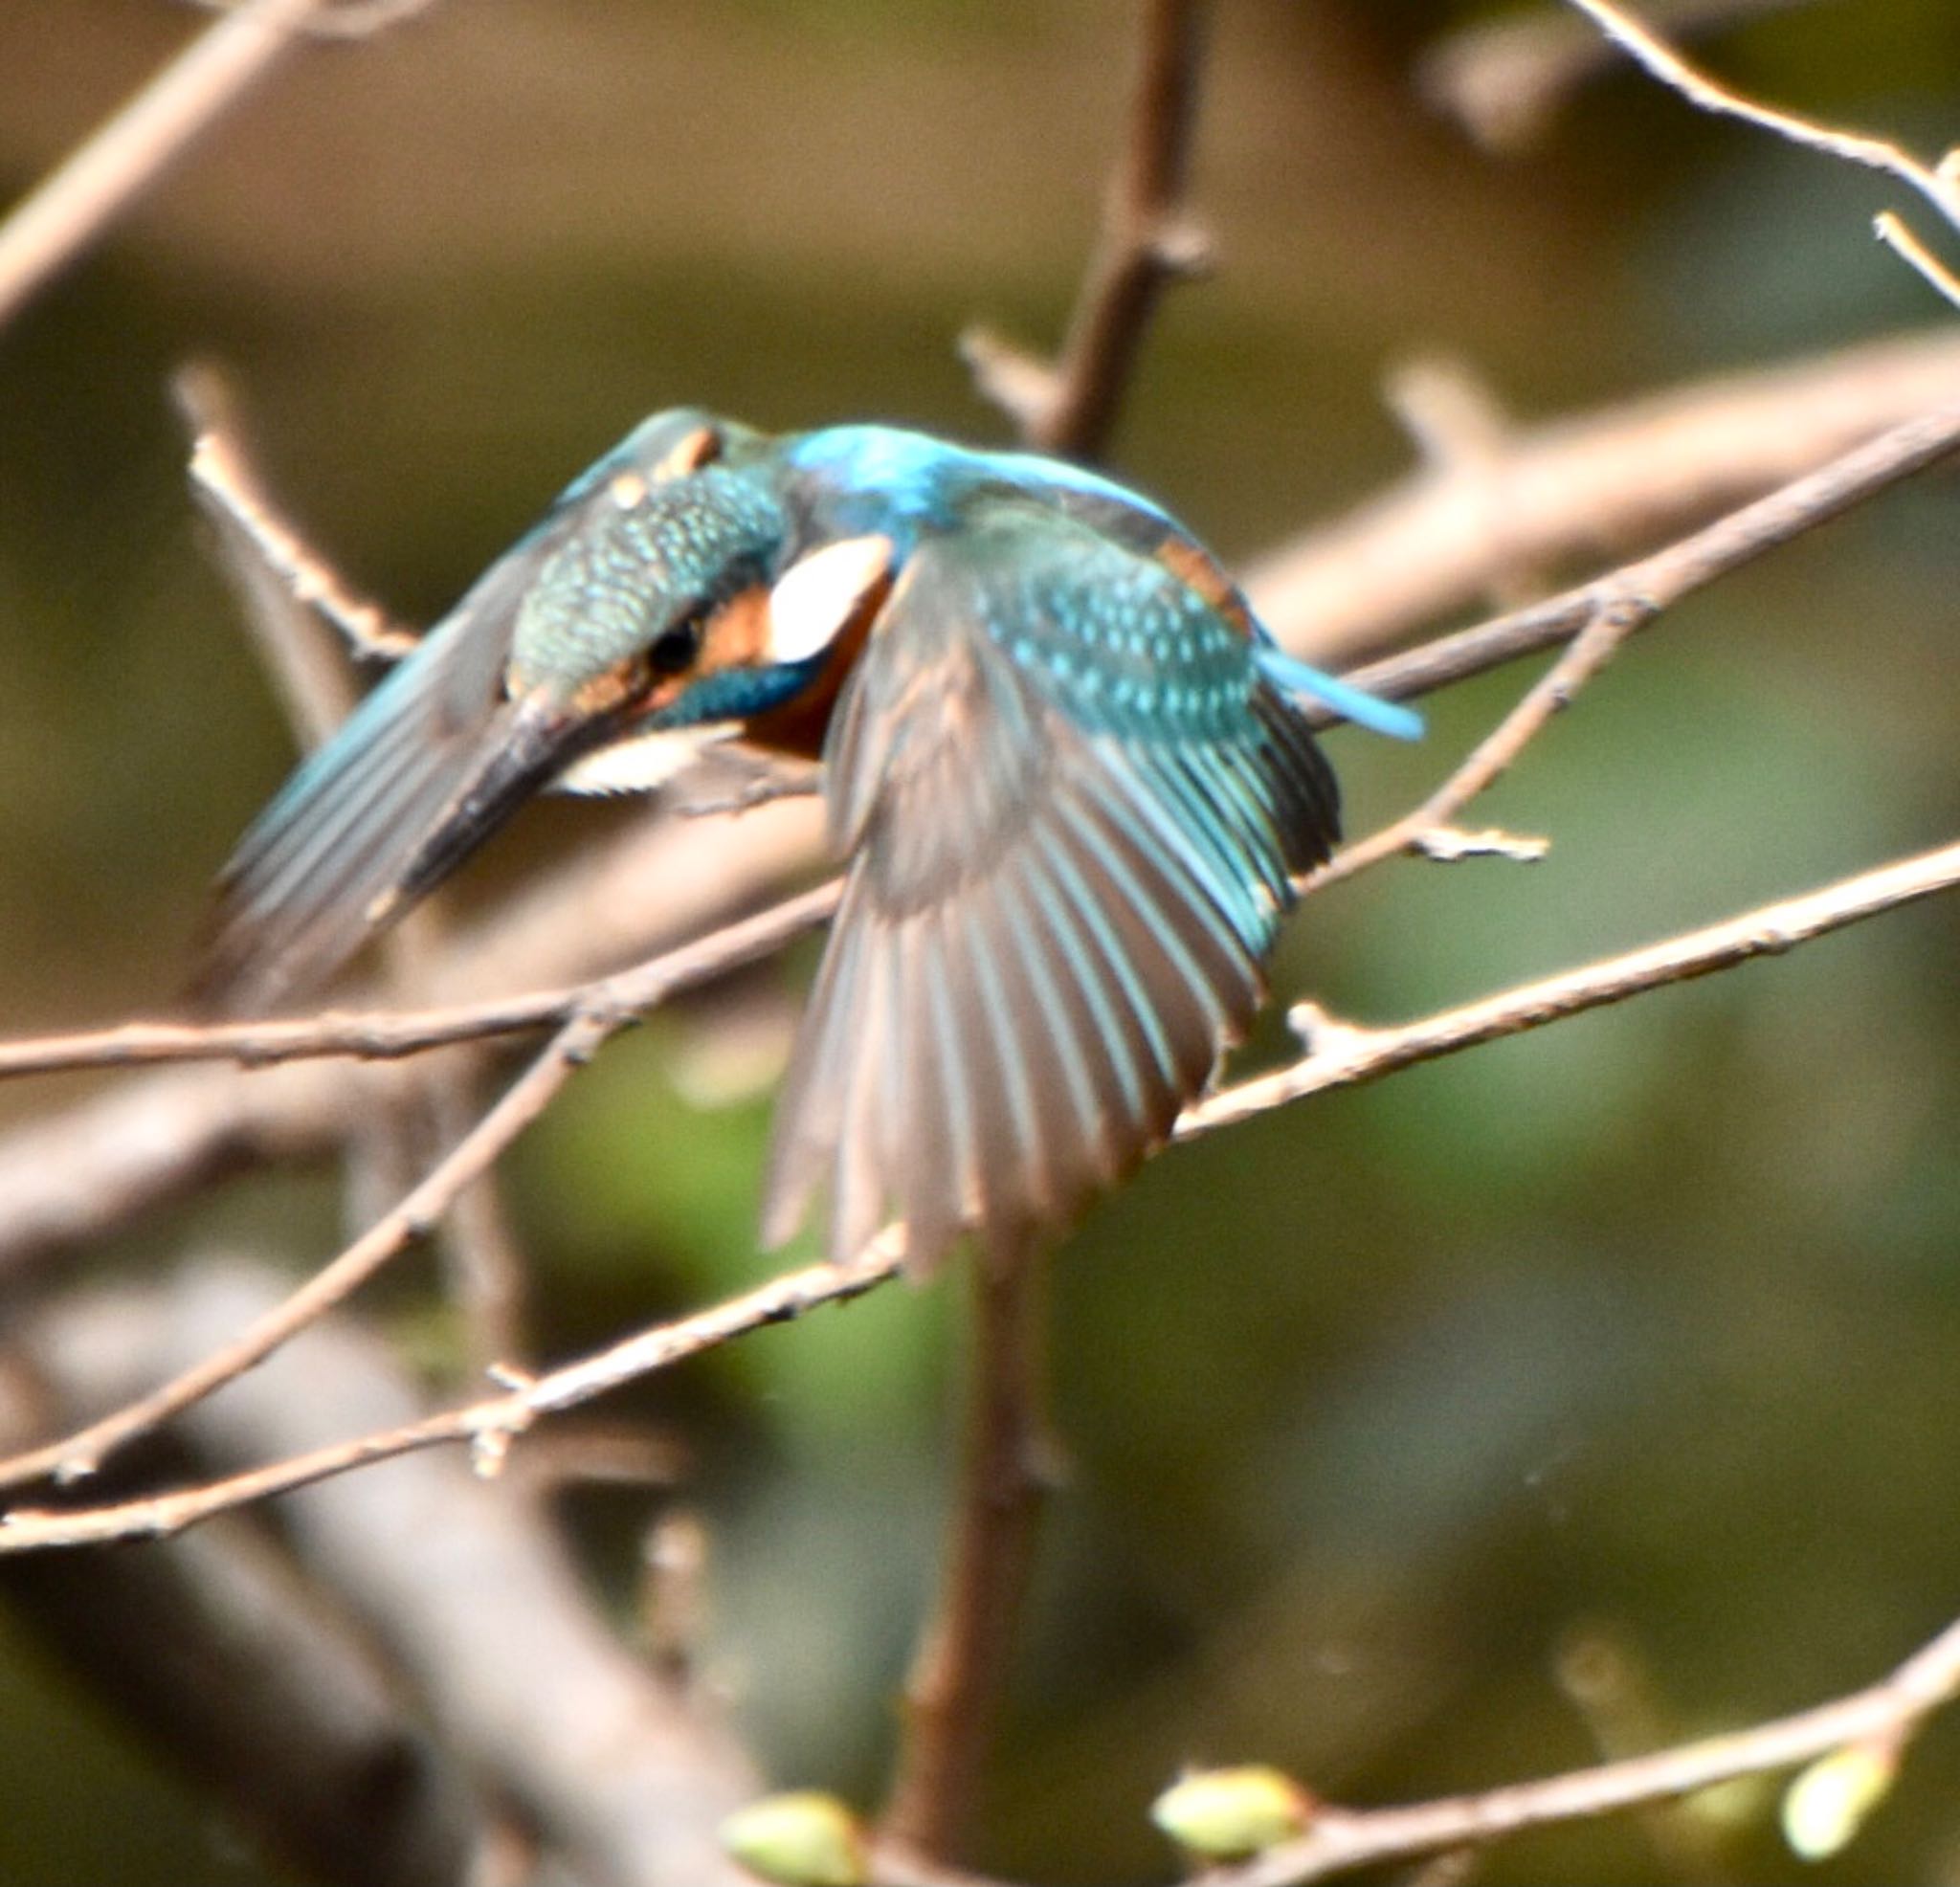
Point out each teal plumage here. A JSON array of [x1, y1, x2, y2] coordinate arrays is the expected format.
[[202, 412, 1414, 1268]]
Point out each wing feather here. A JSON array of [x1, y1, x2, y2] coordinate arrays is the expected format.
[[196, 411, 733, 1010], [762, 510, 1340, 1269]]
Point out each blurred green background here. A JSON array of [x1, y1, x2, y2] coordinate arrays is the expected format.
[[3, 1, 1960, 1881]]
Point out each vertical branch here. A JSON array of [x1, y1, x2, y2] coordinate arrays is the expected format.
[[1036, 0, 1210, 458], [891, 2, 1214, 1856], [963, 0, 1212, 462], [882, 1250, 1056, 1863]]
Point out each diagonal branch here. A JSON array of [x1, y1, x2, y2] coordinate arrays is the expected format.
[[1185, 1610, 1960, 1885], [5, 832, 1956, 1551], [0, 0, 424, 332], [1566, 0, 1960, 306], [0, 881, 839, 1495], [1420, 0, 1824, 153], [1248, 327, 1960, 669], [5, 383, 1956, 1093]]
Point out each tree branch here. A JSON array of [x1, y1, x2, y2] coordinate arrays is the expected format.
[[1418, 0, 1820, 153], [963, 0, 1210, 459], [881, 1254, 1057, 1862], [0, 0, 417, 332], [7, 832, 1956, 1552], [1190, 1611, 1960, 1885], [1249, 328, 1960, 668]]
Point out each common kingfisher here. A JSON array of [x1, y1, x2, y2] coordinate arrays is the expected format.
[[201, 412, 1418, 1270]]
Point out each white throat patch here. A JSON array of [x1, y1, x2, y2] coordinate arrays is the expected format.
[[766, 534, 894, 666], [555, 722, 738, 797]]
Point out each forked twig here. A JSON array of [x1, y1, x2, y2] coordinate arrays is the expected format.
[[1309, 393, 1960, 888], [1568, 0, 1960, 309], [963, 0, 1210, 459], [1420, 0, 1820, 152], [180, 365, 416, 667]]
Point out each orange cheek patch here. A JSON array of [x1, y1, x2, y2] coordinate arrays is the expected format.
[[698, 586, 774, 674]]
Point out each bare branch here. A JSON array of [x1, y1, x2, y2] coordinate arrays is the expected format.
[[7, 833, 1957, 1552], [1419, 0, 1820, 153], [1567, 0, 1960, 224], [1189, 1612, 1960, 1886], [965, 0, 1211, 459], [1567, 0, 1960, 309], [882, 1255, 1057, 1861], [179, 363, 417, 669], [1248, 327, 1960, 667], [0, 1235, 910, 1549], [1192, 835, 1960, 1139], [0, 877, 837, 1084], [1876, 210, 1960, 314], [25, 1257, 759, 1885], [0, 873, 842, 1492], [1326, 393, 1960, 718], [0, 0, 406, 333]]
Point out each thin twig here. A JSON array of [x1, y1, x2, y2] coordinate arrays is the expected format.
[[1566, 0, 1960, 258], [1304, 390, 1960, 889], [882, 1254, 1056, 1861], [1328, 394, 1960, 719], [1419, 0, 1820, 152], [1875, 211, 1960, 315], [0, 1236, 910, 1548], [177, 366, 523, 1365], [0, 1009, 602, 1495], [1191, 834, 1960, 1139], [1202, 1611, 1960, 1885], [180, 364, 417, 665], [964, 0, 1210, 459], [0, 878, 847, 1492], [0, 0, 345, 332], [0, 880, 839, 1082], [6, 832, 1957, 1550], [1312, 604, 1629, 890]]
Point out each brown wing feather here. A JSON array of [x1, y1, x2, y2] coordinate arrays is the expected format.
[[760, 525, 1335, 1270]]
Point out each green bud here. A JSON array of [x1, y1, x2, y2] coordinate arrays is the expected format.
[[1781, 1739, 1900, 1861], [1150, 1765, 1315, 1859], [720, 1790, 868, 1887]]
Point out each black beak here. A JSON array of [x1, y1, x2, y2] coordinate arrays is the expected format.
[[197, 689, 598, 1012], [381, 693, 592, 921]]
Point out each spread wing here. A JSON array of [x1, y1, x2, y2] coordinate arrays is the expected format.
[[194, 414, 719, 1011], [194, 558, 532, 1010], [760, 506, 1338, 1269]]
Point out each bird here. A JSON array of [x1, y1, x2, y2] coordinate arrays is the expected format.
[[199, 411, 1420, 1271]]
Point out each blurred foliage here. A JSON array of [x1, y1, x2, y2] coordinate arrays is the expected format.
[[2, 1, 1960, 1882]]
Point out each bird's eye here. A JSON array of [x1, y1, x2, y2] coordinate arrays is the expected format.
[[646, 617, 703, 677]]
